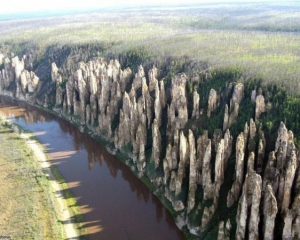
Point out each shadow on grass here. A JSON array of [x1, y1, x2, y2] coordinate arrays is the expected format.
[[58, 214, 102, 240]]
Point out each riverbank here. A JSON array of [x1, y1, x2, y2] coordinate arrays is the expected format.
[[0, 116, 86, 239], [1, 94, 185, 240]]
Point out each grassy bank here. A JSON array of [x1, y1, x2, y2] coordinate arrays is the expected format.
[[0, 118, 86, 239], [51, 167, 88, 239]]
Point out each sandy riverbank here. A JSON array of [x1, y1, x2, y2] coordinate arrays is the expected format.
[[0, 117, 82, 239]]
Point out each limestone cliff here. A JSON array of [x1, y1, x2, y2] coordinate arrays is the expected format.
[[223, 83, 244, 130], [207, 88, 218, 117], [263, 184, 278, 240], [0, 55, 39, 100], [192, 91, 200, 119], [255, 94, 266, 120], [227, 132, 246, 207], [1, 53, 299, 239], [236, 172, 262, 240]]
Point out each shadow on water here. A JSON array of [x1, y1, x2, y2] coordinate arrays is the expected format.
[[0, 96, 185, 240]]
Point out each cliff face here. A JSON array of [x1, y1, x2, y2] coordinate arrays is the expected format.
[[0, 56, 40, 100], [1, 53, 299, 239]]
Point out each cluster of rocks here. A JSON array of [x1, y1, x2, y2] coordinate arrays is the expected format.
[[0, 55, 39, 100], [1, 54, 299, 239], [223, 82, 243, 130]]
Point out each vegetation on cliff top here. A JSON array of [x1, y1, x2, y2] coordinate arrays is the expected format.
[[1, 2, 300, 94]]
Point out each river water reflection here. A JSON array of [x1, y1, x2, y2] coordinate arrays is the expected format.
[[0, 96, 185, 240]]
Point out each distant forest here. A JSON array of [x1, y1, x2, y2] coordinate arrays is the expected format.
[[1, 1, 300, 94]]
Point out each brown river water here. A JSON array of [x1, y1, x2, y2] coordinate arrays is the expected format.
[[0, 96, 185, 240]]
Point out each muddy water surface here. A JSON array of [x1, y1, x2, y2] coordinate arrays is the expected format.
[[0, 96, 185, 240]]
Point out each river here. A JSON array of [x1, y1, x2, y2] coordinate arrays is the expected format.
[[0, 96, 185, 240]]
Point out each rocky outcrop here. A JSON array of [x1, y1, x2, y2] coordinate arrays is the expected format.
[[202, 139, 212, 200], [0, 58, 14, 91], [223, 104, 229, 131], [281, 149, 297, 214], [187, 130, 197, 212], [1, 54, 300, 240], [223, 129, 233, 168], [192, 91, 200, 119], [236, 172, 262, 240], [163, 145, 172, 185], [223, 83, 244, 130], [152, 119, 161, 169], [0, 55, 39, 99], [231, 83, 244, 105], [132, 65, 145, 89], [159, 80, 166, 109], [251, 89, 256, 102], [249, 118, 256, 139], [263, 184, 278, 240], [227, 132, 245, 207], [247, 152, 255, 173], [154, 80, 162, 127], [198, 130, 232, 228], [275, 121, 289, 154], [263, 151, 278, 192], [228, 102, 239, 129], [51, 62, 62, 84], [196, 131, 209, 185], [283, 210, 293, 240], [51, 62, 64, 106], [0, 53, 4, 65], [214, 139, 225, 188], [120, 67, 132, 92], [20, 70, 39, 93], [175, 131, 189, 197], [148, 66, 158, 92], [257, 130, 266, 173], [217, 220, 231, 240], [273, 122, 298, 216], [201, 197, 218, 228], [207, 88, 218, 117], [12, 56, 24, 80], [166, 74, 188, 139], [255, 94, 266, 120]]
